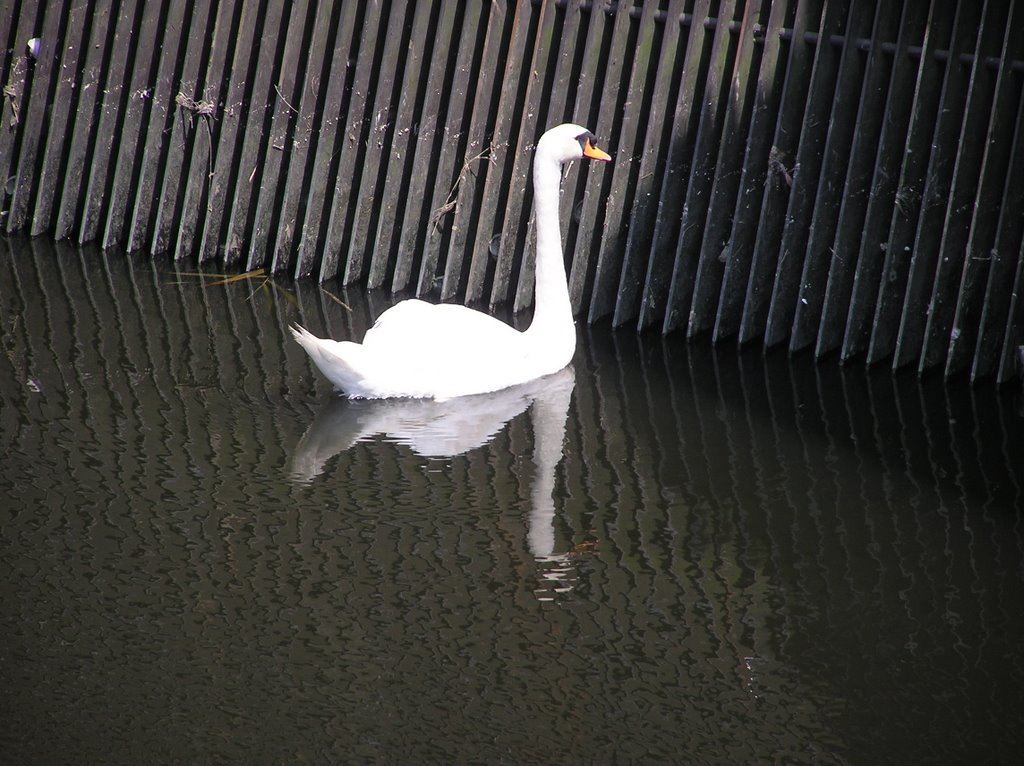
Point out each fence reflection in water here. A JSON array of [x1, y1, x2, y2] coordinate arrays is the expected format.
[[0, 238, 1022, 763]]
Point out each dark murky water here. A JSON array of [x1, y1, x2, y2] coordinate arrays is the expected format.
[[1, 238, 1023, 765]]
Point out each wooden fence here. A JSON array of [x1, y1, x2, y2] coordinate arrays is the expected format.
[[1, 0, 1022, 382]]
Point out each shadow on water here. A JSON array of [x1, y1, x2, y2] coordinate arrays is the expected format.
[[1, 238, 1023, 764]]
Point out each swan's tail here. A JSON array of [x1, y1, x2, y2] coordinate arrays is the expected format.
[[290, 324, 371, 396]]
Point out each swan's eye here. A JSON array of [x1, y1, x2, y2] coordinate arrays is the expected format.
[[575, 132, 596, 150]]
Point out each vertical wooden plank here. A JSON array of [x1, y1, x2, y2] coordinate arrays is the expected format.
[[971, 91, 1024, 382], [386, 0, 466, 294], [269, 0, 340, 275], [340, 0, 414, 285], [787, 0, 885, 354], [996, 237, 1024, 384], [686, 0, 769, 339], [889, 0, 985, 370], [865, 0, 956, 365], [637, 0, 716, 331], [511, 0, 589, 314], [221, 0, 289, 266], [410, 1, 483, 297], [713, 0, 797, 343], [151, 0, 217, 256], [0, 2, 44, 212], [366, 0, 434, 289], [840, 0, 934, 363], [760, 0, 852, 348], [28, 0, 92, 235], [925, 1, 1014, 376], [437, 0, 508, 301], [196, 1, 264, 264], [292, 0, 360, 279], [563, 0, 619, 314], [245, 0, 313, 270], [810, 0, 903, 359], [319, 0, 387, 282], [489, 0, 558, 312], [0, 0, 21, 94], [584, 0, 661, 324], [172, 1, 243, 261], [659, 0, 745, 334], [462, 0, 535, 304], [560, 0, 631, 319], [101, 0, 168, 249], [737, 0, 824, 344], [124, 0, 192, 252], [78, 0, 143, 244], [946, 0, 1024, 379], [587, 0, 684, 322], [5, 0, 70, 233]]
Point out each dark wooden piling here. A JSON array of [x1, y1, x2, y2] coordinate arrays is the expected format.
[[1, 0, 1022, 384]]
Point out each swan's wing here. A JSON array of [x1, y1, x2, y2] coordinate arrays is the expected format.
[[363, 300, 525, 365]]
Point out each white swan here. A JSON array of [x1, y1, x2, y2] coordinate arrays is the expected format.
[[291, 123, 611, 399]]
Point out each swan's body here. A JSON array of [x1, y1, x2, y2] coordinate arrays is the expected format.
[[292, 123, 611, 399]]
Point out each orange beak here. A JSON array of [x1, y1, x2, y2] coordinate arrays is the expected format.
[[583, 138, 612, 162]]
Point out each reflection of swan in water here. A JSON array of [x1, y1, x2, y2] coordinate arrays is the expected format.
[[291, 367, 576, 574]]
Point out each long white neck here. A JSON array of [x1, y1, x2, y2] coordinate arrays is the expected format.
[[526, 152, 573, 337]]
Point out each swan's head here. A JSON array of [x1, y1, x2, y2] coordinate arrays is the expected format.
[[536, 123, 612, 166]]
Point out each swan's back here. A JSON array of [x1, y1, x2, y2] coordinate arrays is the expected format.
[[295, 299, 540, 399]]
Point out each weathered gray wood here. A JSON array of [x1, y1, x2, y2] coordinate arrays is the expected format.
[[0, 0, 19, 94], [173, 1, 243, 261], [713, 0, 796, 343], [366, 0, 434, 290], [6, 0, 70, 233], [891, 0, 985, 370], [490, 0, 558, 312], [839, 0, 933, 363], [101, 0, 165, 250], [972, 85, 1024, 382], [196, 0, 264, 264], [463, 0, 534, 304], [341, 0, 413, 285], [0, 2, 40, 209], [565, 0, 619, 314], [810, 0, 902, 359], [790, 0, 886, 353], [686, 0, 767, 339], [124, 0, 192, 253], [387, 0, 463, 295], [151, 0, 216, 256], [512, 0, 588, 314], [439, 0, 508, 302], [246, 0, 311, 270], [78, 0, 142, 244], [922, 0, 1011, 375], [996, 238, 1024, 383], [564, 0, 631, 320], [292, 1, 360, 279], [29, 0, 92, 236], [866, 0, 956, 366], [269, 0, 340, 276], [222, 0, 289, 266], [319, 0, 389, 282], [586, 0, 660, 324], [737, 0, 823, 344], [660, 0, 742, 334], [762, 0, 852, 348], [948, 0, 1024, 380], [412, 0, 483, 298], [53, 0, 116, 240]]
